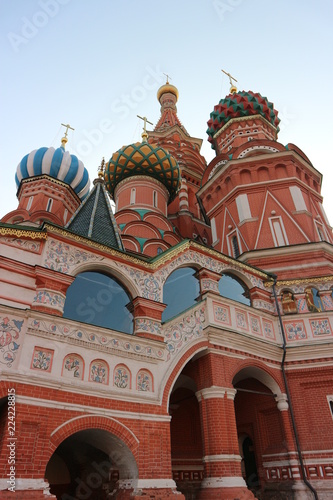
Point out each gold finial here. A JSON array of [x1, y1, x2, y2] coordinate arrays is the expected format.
[[60, 123, 74, 149], [221, 69, 238, 93], [98, 157, 105, 179], [163, 72, 171, 84], [137, 115, 153, 142]]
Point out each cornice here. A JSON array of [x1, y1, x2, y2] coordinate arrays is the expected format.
[[44, 225, 269, 279], [285, 341, 333, 360], [241, 240, 333, 261], [268, 275, 333, 288], [207, 326, 283, 364], [198, 149, 322, 200], [0, 226, 47, 240], [150, 240, 270, 278]]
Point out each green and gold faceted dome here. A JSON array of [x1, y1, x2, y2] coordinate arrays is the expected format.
[[105, 141, 181, 201]]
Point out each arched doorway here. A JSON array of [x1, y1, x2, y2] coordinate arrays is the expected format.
[[45, 428, 138, 499], [169, 367, 203, 499], [239, 434, 260, 492], [233, 367, 286, 499]]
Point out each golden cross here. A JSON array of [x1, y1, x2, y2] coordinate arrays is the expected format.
[[137, 115, 153, 136], [163, 72, 171, 84], [221, 69, 238, 87], [61, 123, 75, 138]]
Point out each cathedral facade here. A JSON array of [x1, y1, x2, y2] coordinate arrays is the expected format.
[[0, 79, 333, 500]]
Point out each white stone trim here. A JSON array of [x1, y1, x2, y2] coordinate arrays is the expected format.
[[196, 386, 232, 401], [200, 476, 247, 488], [275, 393, 289, 411], [263, 449, 333, 457], [17, 395, 171, 423], [118, 478, 177, 489], [203, 454, 242, 463], [226, 388, 237, 400], [0, 478, 49, 491], [263, 458, 333, 467], [1, 372, 161, 405]]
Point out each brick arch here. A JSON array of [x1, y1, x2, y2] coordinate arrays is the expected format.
[[230, 359, 284, 396], [161, 340, 209, 410], [48, 414, 139, 462]]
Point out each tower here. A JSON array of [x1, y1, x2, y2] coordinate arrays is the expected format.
[[199, 86, 333, 279], [104, 119, 182, 256], [1, 129, 90, 227], [148, 79, 211, 245]]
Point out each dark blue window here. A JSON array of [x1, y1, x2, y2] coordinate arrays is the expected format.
[[162, 267, 200, 322], [63, 272, 133, 334], [218, 273, 251, 306]]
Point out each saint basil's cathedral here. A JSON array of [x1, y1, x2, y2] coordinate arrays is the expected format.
[[0, 74, 333, 500]]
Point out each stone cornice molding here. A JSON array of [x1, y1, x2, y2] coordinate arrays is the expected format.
[[195, 386, 235, 402]]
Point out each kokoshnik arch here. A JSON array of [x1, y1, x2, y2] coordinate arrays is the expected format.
[[0, 75, 333, 500]]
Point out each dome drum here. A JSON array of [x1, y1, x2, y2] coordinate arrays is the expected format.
[[207, 91, 280, 151]]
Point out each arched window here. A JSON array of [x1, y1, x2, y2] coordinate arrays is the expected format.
[[218, 273, 251, 306], [46, 198, 53, 212], [63, 271, 133, 334], [232, 235, 240, 258], [130, 188, 136, 205], [162, 267, 200, 322], [153, 190, 158, 208], [26, 196, 34, 211]]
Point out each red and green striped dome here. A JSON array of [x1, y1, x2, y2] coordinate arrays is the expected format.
[[207, 90, 280, 149], [105, 141, 180, 201]]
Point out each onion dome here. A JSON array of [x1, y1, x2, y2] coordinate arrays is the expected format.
[[105, 141, 181, 202], [15, 144, 90, 200], [157, 82, 179, 102], [207, 90, 280, 149]]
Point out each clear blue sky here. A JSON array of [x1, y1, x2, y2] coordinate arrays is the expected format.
[[1, 0, 333, 224]]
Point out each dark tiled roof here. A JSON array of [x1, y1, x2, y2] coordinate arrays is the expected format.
[[66, 179, 123, 250]]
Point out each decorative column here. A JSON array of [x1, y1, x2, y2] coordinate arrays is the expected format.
[[294, 292, 309, 313], [196, 386, 255, 499], [31, 266, 74, 316], [178, 177, 189, 213], [130, 296, 166, 341], [196, 268, 221, 298], [275, 393, 296, 452], [250, 286, 273, 312]]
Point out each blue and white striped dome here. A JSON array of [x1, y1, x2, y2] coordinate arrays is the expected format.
[[15, 146, 90, 200]]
